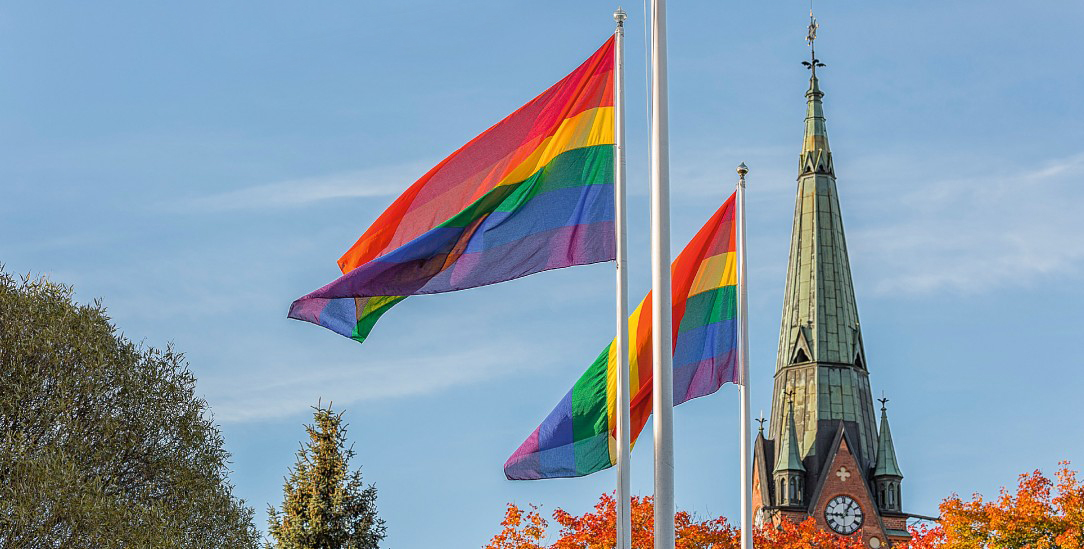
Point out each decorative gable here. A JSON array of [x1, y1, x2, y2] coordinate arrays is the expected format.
[[806, 425, 896, 548]]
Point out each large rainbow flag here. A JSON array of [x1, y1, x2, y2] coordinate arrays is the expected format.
[[289, 38, 617, 343], [505, 193, 740, 480]]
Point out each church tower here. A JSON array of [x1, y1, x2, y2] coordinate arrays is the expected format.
[[751, 15, 912, 548]]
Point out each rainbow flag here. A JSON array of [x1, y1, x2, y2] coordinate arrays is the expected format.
[[505, 193, 739, 480], [289, 38, 617, 343]]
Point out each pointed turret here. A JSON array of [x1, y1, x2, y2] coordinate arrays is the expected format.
[[873, 398, 904, 512], [769, 16, 878, 482], [775, 399, 806, 474], [773, 398, 806, 507]]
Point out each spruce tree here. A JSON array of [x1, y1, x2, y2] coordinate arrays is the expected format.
[[268, 403, 385, 549]]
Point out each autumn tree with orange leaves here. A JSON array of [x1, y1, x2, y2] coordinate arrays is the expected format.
[[489, 463, 1084, 549], [485, 492, 865, 549], [903, 461, 1084, 549]]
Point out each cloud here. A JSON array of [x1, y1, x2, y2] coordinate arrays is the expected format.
[[204, 342, 546, 423], [181, 161, 432, 212], [846, 151, 1084, 295]]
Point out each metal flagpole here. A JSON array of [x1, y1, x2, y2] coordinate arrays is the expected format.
[[736, 162, 752, 549], [648, 1, 674, 549], [612, 9, 632, 549]]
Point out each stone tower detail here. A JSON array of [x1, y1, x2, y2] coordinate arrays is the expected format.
[[750, 16, 913, 547]]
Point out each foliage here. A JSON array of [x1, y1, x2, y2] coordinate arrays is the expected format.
[[267, 403, 386, 549], [485, 492, 865, 549], [0, 270, 260, 548], [548, 493, 736, 549], [754, 517, 866, 549], [903, 461, 1084, 549]]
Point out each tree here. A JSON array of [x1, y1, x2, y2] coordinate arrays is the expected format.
[[902, 461, 1084, 549], [485, 492, 865, 549], [267, 403, 386, 549], [0, 270, 260, 548]]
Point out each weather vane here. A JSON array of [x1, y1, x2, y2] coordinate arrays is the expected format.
[[801, 4, 826, 74], [878, 392, 890, 412], [756, 410, 767, 434]]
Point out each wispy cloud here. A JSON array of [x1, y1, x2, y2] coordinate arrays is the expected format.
[[205, 342, 547, 423], [847, 151, 1084, 295], [181, 161, 432, 212]]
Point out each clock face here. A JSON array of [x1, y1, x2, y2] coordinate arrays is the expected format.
[[824, 495, 863, 534]]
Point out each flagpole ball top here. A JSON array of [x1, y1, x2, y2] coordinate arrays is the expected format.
[[737, 162, 749, 177], [614, 8, 627, 24]]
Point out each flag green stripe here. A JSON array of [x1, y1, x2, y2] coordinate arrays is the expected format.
[[677, 285, 737, 335], [569, 345, 613, 469], [351, 296, 407, 343], [434, 144, 613, 229]]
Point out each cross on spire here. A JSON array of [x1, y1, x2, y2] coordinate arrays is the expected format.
[[878, 392, 890, 412]]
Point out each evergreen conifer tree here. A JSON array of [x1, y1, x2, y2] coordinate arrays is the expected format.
[[268, 403, 385, 549]]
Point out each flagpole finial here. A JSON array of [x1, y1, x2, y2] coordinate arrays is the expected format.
[[737, 162, 749, 188], [614, 7, 627, 25]]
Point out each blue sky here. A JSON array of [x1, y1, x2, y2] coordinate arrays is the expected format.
[[3, 1, 1083, 546]]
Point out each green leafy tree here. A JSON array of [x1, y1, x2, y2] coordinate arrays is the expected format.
[[268, 403, 386, 549], [0, 269, 260, 548]]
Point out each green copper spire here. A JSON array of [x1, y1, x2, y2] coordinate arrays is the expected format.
[[799, 73, 833, 176], [873, 399, 904, 479], [768, 16, 879, 472], [774, 398, 806, 473]]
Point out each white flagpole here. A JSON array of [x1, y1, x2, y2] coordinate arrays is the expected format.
[[649, 1, 675, 549], [612, 9, 632, 549], [736, 163, 752, 549]]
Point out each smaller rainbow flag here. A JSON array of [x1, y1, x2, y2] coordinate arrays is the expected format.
[[505, 193, 740, 480], [289, 38, 617, 344]]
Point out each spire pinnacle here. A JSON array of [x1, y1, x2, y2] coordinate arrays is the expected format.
[[798, 9, 832, 174]]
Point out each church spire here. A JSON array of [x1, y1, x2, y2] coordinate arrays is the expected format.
[[769, 13, 879, 473]]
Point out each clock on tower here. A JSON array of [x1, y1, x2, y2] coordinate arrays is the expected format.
[[825, 496, 863, 534]]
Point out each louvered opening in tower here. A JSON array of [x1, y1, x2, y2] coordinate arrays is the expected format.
[[793, 347, 810, 364]]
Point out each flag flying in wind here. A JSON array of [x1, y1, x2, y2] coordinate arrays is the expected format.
[[505, 192, 740, 480], [289, 38, 617, 343]]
